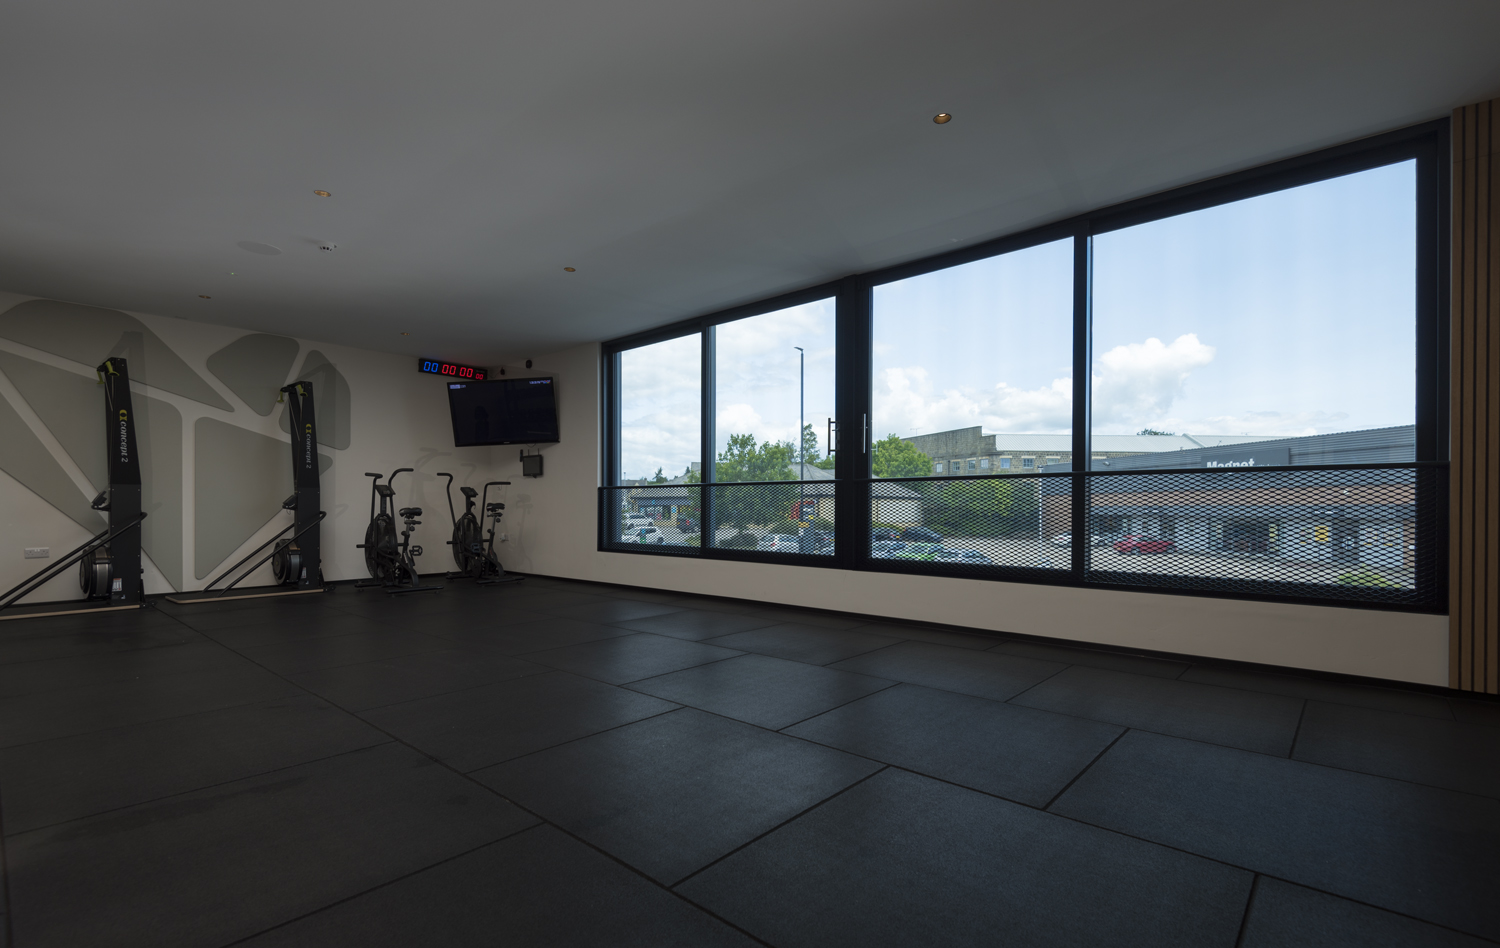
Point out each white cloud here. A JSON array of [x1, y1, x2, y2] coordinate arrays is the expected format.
[[1090, 334, 1215, 428]]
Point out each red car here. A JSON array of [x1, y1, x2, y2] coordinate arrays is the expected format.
[[1114, 535, 1176, 555]]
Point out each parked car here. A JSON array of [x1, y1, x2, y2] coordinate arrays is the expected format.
[[870, 540, 908, 558], [934, 548, 993, 565], [1113, 535, 1176, 555], [756, 533, 800, 553], [871, 527, 900, 542], [622, 514, 653, 530], [897, 526, 943, 543], [1093, 533, 1126, 547], [623, 526, 665, 544]]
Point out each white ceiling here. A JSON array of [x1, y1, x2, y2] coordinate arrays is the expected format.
[[1, 0, 1497, 364]]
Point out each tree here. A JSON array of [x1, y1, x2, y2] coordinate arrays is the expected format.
[[918, 477, 1039, 538], [1137, 428, 1175, 436], [712, 433, 796, 541], [650, 467, 667, 484], [872, 434, 931, 479], [800, 422, 837, 470]]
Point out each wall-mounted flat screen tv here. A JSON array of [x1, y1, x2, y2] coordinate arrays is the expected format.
[[446, 377, 559, 446]]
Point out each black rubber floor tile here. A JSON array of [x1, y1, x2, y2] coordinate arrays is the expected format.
[[1240, 878, 1492, 948], [484, 589, 609, 615], [628, 654, 895, 730], [991, 640, 1190, 679], [847, 622, 999, 650], [200, 611, 399, 648], [6, 743, 537, 948], [1450, 697, 1500, 728], [1051, 730, 1500, 940], [0, 614, 199, 664], [0, 664, 303, 747], [285, 648, 551, 711], [361, 670, 677, 771], [1012, 666, 1303, 756], [742, 606, 866, 629], [0, 640, 250, 698], [679, 768, 1251, 948], [547, 598, 684, 625], [234, 629, 454, 675], [704, 623, 900, 665], [1179, 665, 1453, 720], [524, 633, 742, 684], [241, 824, 755, 948], [605, 587, 697, 604], [655, 596, 765, 616], [440, 616, 636, 654], [1293, 700, 1500, 798], [170, 600, 352, 633], [473, 708, 879, 885], [0, 694, 388, 833], [612, 609, 778, 641], [786, 684, 1123, 806], [829, 640, 1065, 702]]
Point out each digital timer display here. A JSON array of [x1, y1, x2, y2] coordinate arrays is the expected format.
[[419, 359, 487, 381]]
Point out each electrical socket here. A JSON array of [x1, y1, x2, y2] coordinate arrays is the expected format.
[[24, 547, 49, 559], [500, 533, 508, 542]]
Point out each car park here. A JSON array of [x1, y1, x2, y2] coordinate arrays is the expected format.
[[624, 526, 665, 544], [871, 527, 900, 542], [1051, 533, 1100, 546], [622, 514, 653, 530], [894, 542, 945, 561], [1113, 535, 1176, 555], [934, 548, 993, 564], [871, 540, 908, 558], [898, 526, 943, 543], [756, 533, 800, 552]]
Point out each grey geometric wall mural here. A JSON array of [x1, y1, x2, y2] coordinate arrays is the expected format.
[[207, 333, 299, 415], [194, 418, 332, 579], [0, 299, 232, 410], [136, 394, 184, 591], [0, 351, 107, 491], [279, 349, 351, 449], [0, 388, 105, 532]]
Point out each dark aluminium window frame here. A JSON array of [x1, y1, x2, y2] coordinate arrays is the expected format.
[[600, 119, 1451, 613]]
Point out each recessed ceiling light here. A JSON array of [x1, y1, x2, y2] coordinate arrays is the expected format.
[[198, 295, 211, 299], [933, 113, 952, 124], [313, 190, 331, 197], [563, 267, 576, 272], [400, 332, 410, 335]]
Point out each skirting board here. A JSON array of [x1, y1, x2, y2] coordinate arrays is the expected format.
[[164, 587, 329, 605], [0, 602, 143, 621]]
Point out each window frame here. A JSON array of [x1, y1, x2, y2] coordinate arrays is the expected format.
[[600, 119, 1450, 611]]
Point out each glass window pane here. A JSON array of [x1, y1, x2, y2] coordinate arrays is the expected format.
[[709, 299, 835, 555], [713, 299, 836, 482], [619, 334, 700, 484], [1090, 160, 1416, 470], [872, 238, 1075, 476]]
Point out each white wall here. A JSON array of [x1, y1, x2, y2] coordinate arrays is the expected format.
[[0, 291, 503, 602], [495, 340, 1449, 687]]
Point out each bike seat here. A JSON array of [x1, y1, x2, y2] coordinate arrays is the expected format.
[[486, 503, 505, 511], [399, 507, 422, 518], [460, 487, 478, 498]]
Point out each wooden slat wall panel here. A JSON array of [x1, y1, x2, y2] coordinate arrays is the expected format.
[[1451, 98, 1500, 693]]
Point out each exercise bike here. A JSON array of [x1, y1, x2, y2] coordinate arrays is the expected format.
[[355, 468, 442, 594], [438, 475, 524, 585]]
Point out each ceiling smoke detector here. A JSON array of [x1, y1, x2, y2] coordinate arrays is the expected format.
[[319, 244, 337, 252]]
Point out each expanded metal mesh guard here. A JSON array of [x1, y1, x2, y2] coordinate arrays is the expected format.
[[601, 482, 834, 557], [1079, 465, 1438, 605], [867, 464, 1440, 606], [603, 465, 1442, 608]]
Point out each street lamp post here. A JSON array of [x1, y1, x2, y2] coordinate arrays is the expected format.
[[794, 346, 806, 551]]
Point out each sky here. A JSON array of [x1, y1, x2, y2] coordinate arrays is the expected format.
[[621, 160, 1418, 477]]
